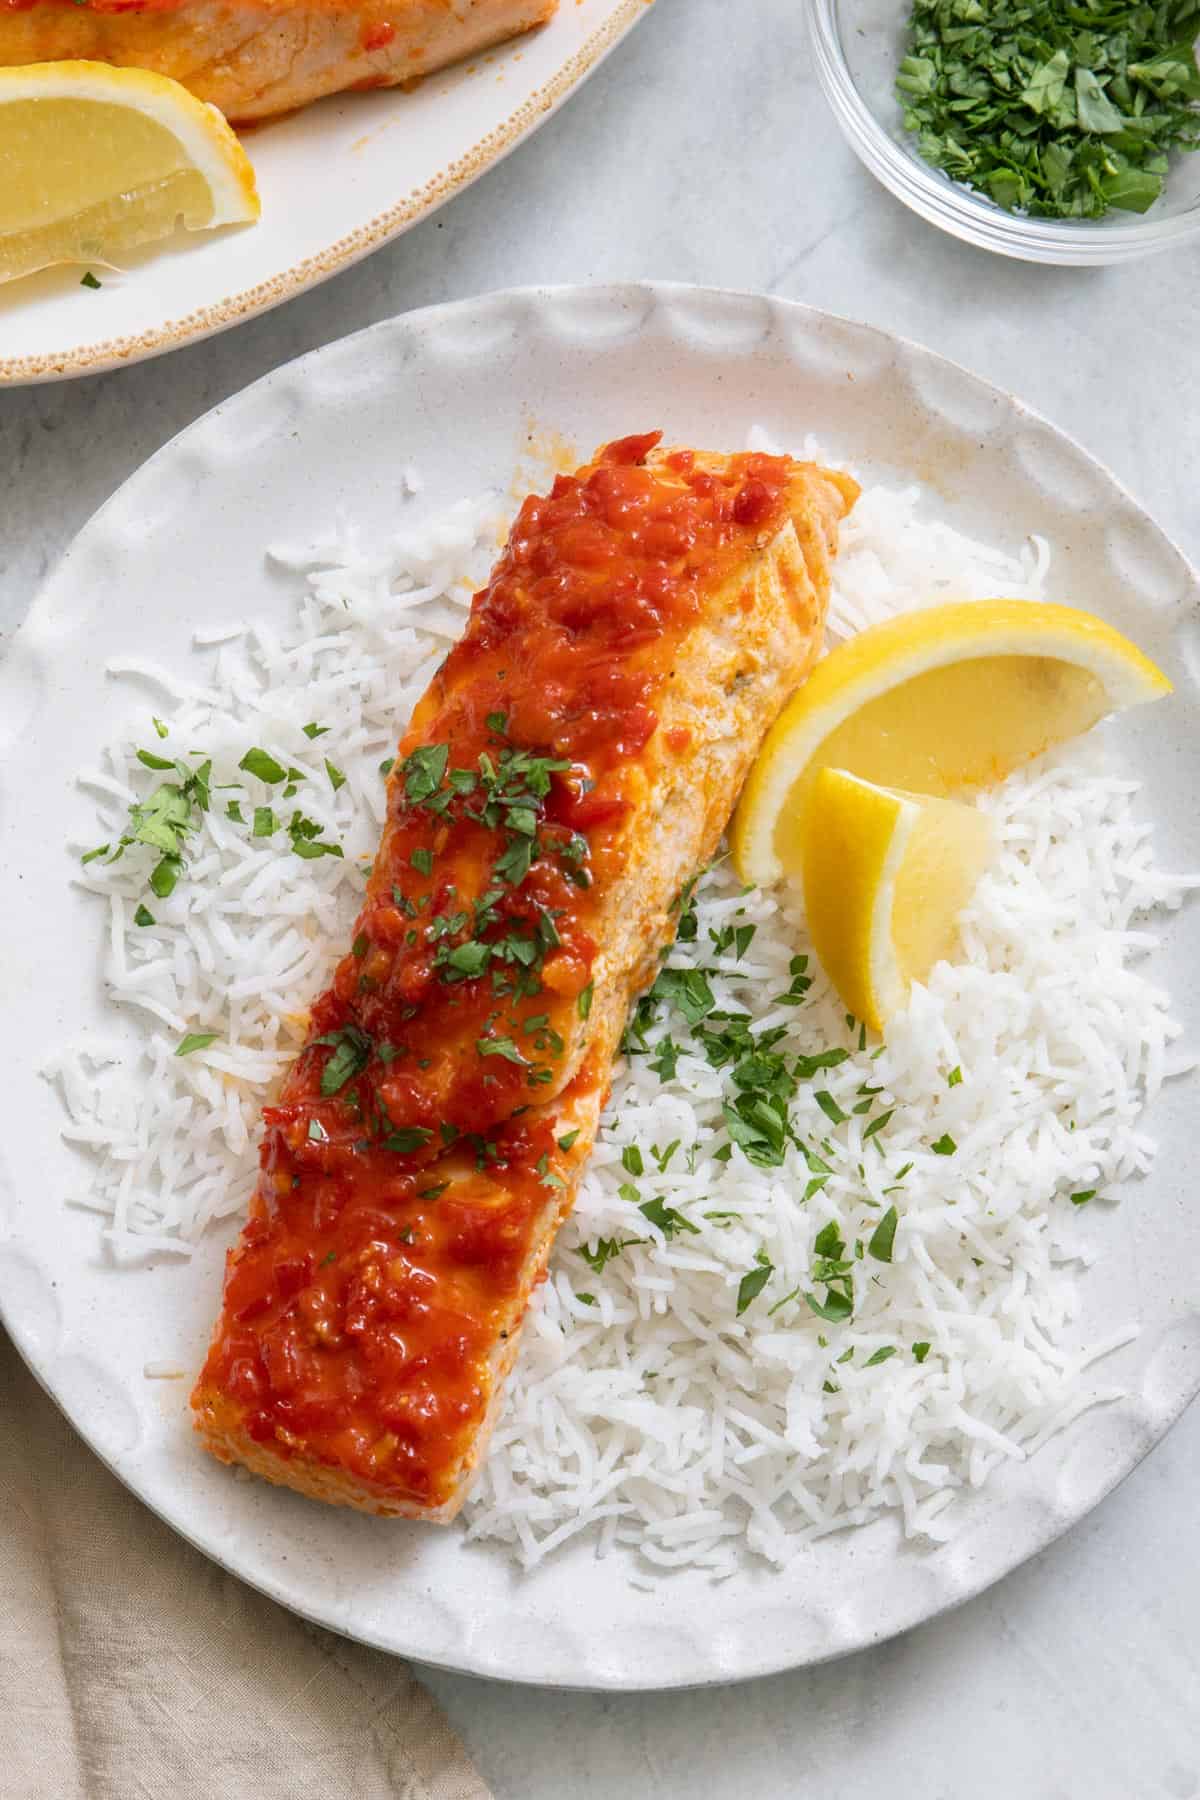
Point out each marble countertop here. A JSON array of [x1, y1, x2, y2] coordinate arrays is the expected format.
[[4, 0, 1199, 1792]]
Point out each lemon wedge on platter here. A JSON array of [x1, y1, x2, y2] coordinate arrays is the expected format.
[[0, 61, 259, 285], [800, 769, 996, 1033], [732, 598, 1172, 890]]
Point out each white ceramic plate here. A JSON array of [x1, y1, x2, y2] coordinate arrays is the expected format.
[[2, 284, 1199, 1689], [0, 0, 644, 386]]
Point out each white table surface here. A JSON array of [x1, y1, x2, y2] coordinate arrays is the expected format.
[[4, 1, 1199, 1792]]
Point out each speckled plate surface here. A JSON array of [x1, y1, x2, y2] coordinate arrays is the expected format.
[[2, 284, 1198, 1689], [0, 0, 645, 386]]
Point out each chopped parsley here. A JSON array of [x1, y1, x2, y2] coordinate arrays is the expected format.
[[89, 753, 213, 901], [625, 925, 856, 1175], [897, 0, 1200, 221], [805, 1220, 855, 1322], [383, 1126, 434, 1154], [814, 1090, 848, 1126], [86, 738, 345, 905], [1071, 1188, 1098, 1205], [864, 1345, 897, 1367], [80, 271, 101, 289], [947, 1065, 963, 1088], [286, 811, 342, 860], [312, 1024, 372, 1096], [389, 735, 589, 1034], [639, 1197, 700, 1239], [867, 1204, 899, 1263], [302, 723, 329, 740], [133, 904, 155, 927], [149, 857, 181, 899], [324, 759, 347, 793], [444, 941, 491, 978], [476, 1035, 527, 1065], [577, 1235, 641, 1274], [238, 747, 288, 784], [794, 1048, 849, 1080], [723, 1090, 793, 1168], [401, 743, 449, 803], [912, 1341, 932, 1363], [175, 1032, 218, 1057], [774, 955, 813, 1006], [930, 1132, 957, 1156], [806, 1288, 854, 1324], [709, 920, 758, 960], [736, 1253, 774, 1316], [862, 1108, 895, 1144], [646, 966, 715, 1028]]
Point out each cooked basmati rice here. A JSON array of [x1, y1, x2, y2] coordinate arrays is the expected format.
[[50, 451, 1196, 1575]]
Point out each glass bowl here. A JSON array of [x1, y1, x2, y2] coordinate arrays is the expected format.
[[806, 0, 1200, 264]]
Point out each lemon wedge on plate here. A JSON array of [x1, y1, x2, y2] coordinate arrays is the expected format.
[[801, 769, 995, 1032], [732, 598, 1171, 888], [0, 61, 259, 284]]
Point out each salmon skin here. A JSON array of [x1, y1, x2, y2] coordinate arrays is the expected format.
[[191, 436, 858, 1521], [0, 0, 557, 121]]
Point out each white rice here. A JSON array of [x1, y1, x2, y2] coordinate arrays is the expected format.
[[50, 452, 1196, 1575]]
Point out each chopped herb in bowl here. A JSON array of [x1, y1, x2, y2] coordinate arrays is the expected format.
[[896, 0, 1200, 218]]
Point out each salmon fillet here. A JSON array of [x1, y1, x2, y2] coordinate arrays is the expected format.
[[191, 434, 858, 1520], [0, 0, 557, 121]]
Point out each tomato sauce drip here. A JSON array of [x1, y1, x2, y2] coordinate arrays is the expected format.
[[197, 434, 797, 1507]]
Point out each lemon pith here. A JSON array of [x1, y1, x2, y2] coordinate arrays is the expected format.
[[801, 769, 995, 1032], [0, 61, 259, 283], [731, 599, 1171, 889]]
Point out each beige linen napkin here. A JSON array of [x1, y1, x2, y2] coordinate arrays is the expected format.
[[0, 1330, 490, 1800]]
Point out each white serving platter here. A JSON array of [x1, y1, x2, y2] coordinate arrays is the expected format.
[[1, 283, 1198, 1687], [0, 0, 645, 384]]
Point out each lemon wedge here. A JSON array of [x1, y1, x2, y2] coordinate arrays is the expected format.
[[801, 768, 995, 1032], [732, 599, 1171, 888], [0, 61, 259, 284]]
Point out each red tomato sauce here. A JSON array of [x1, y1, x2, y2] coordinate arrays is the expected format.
[[195, 434, 797, 1508]]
